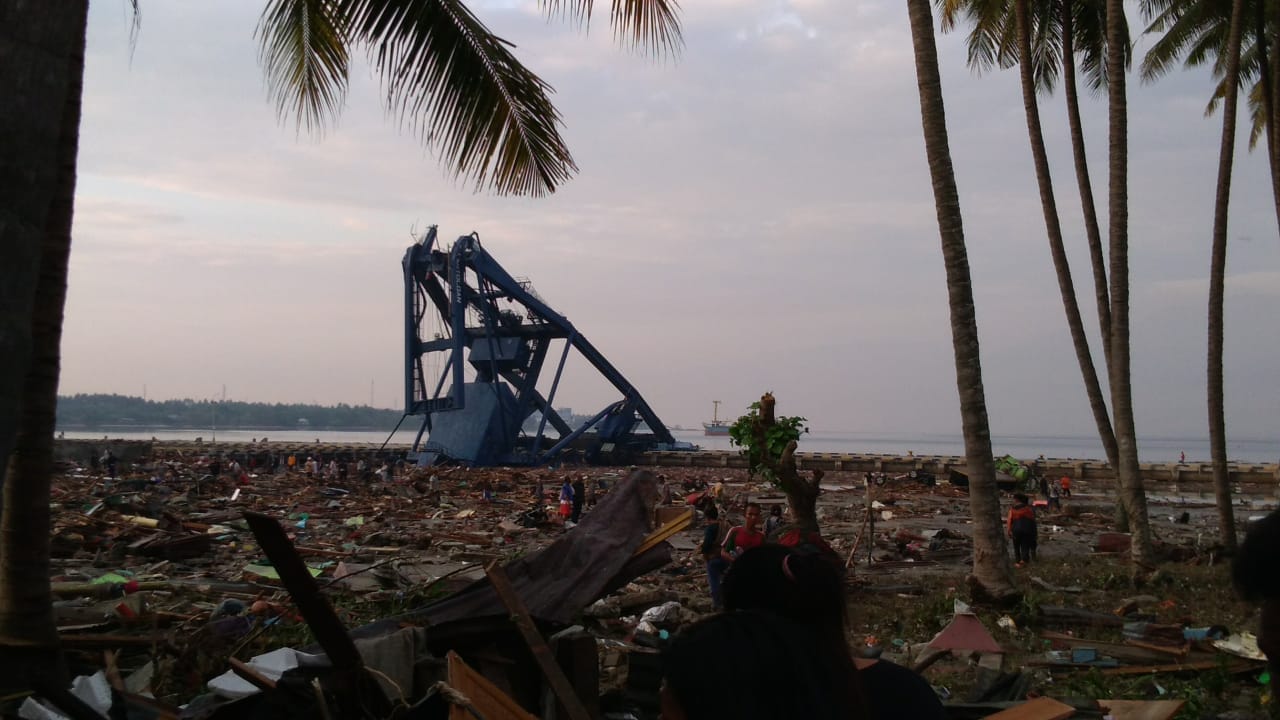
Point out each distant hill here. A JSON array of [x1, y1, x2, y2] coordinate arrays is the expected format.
[[56, 394, 402, 431]]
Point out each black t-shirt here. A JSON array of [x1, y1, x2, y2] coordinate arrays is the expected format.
[[859, 660, 947, 720]]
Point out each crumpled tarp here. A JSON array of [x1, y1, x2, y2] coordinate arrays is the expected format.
[[405, 469, 669, 636]]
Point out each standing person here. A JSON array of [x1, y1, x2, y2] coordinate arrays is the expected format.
[[1007, 493, 1037, 567], [764, 504, 784, 536], [1180, 450, 1186, 464], [1233, 509, 1280, 674], [1047, 478, 1062, 510], [558, 476, 574, 524], [700, 505, 729, 609], [287, 453, 297, 473], [102, 449, 118, 480], [571, 476, 586, 523], [722, 503, 765, 562], [1059, 475, 1072, 498]]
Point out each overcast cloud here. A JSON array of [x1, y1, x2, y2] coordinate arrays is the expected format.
[[65, 0, 1280, 440]]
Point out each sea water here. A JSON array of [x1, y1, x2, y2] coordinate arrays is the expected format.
[[57, 427, 1280, 464]]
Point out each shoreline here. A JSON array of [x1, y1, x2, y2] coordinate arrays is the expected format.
[[53, 438, 1280, 490]]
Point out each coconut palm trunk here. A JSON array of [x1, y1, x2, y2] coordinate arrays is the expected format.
[[1208, 0, 1246, 552], [1014, 0, 1119, 482], [1269, 2, 1280, 233], [1061, 0, 1115, 389], [1104, 0, 1155, 569], [905, 0, 1016, 601], [0, 0, 88, 688]]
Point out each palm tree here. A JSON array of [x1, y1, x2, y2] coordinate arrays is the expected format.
[[1208, 0, 1247, 552], [1105, 0, 1157, 571], [938, 0, 1123, 489], [0, 0, 680, 689], [905, 0, 1018, 602], [0, 0, 89, 688], [1142, 0, 1250, 552], [1142, 0, 1280, 235]]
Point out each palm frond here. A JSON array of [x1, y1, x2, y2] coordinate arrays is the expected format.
[[540, 0, 682, 56], [610, 0, 683, 56], [339, 0, 577, 196], [257, 0, 351, 134]]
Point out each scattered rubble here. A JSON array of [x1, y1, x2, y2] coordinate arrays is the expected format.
[[15, 445, 1276, 718]]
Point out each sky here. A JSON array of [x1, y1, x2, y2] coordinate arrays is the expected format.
[[65, 0, 1280, 440]]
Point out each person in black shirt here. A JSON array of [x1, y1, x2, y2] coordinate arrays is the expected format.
[[570, 476, 586, 523]]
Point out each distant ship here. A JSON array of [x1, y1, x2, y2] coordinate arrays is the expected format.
[[703, 400, 730, 436]]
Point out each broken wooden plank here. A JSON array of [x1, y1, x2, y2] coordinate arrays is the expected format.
[[1039, 631, 1191, 665], [485, 562, 591, 720], [631, 509, 693, 558], [229, 657, 278, 692], [1101, 658, 1264, 676], [981, 696, 1076, 720], [243, 512, 362, 671], [243, 511, 390, 717], [1098, 699, 1186, 720], [446, 651, 537, 720]]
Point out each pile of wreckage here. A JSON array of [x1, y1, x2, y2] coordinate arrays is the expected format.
[[27, 465, 698, 719], [19, 450, 1274, 719]]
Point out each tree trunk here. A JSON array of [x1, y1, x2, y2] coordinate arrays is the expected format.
[[1269, 1, 1280, 235], [0, 0, 88, 689], [905, 0, 1016, 601], [1104, 0, 1155, 571], [1016, 0, 1118, 483], [1061, 0, 1127, 529], [0, 1, 84, 502], [1208, 0, 1246, 553], [1061, 0, 1115, 384], [751, 394, 822, 533]]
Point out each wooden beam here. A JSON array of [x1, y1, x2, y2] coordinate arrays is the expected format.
[[631, 509, 693, 558], [484, 562, 592, 720], [446, 651, 536, 720], [243, 511, 389, 717], [981, 696, 1076, 720]]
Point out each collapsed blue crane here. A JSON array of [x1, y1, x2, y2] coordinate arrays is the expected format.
[[401, 226, 679, 466]]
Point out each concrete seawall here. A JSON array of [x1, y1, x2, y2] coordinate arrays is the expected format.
[[53, 439, 1279, 495]]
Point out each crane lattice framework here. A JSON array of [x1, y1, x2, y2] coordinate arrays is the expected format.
[[401, 226, 678, 466]]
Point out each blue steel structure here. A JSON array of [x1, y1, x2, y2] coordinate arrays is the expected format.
[[402, 227, 678, 466]]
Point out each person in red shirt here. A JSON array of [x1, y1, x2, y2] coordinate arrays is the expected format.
[[1059, 475, 1072, 498], [722, 502, 765, 561], [1006, 493, 1037, 567]]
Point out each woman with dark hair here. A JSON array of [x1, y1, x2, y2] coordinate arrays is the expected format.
[[660, 610, 847, 720], [722, 544, 947, 720]]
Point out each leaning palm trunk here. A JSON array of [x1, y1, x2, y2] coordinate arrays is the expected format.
[[1208, 0, 1246, 552], [1269, 2, 1280, 235], [905, 0, 1016, 601], [1061, 0, 1115, 381], [0, 0, 87, 688], [1104, 0, 1155, 570], [1015, 0, 1119, 488]]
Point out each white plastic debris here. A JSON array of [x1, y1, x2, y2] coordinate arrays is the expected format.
[[206, 647, 328, 699], [19, 671, 112, 720], [640, 601, 682, 624]]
